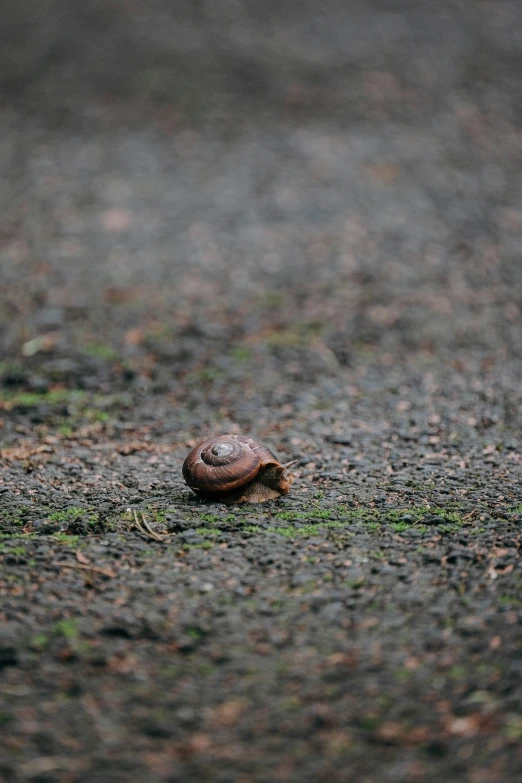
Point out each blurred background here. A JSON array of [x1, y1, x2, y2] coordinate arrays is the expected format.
[[0, 0, 521, 406]]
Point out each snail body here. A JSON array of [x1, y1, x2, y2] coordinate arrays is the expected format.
[[182, 434, 296, 503]]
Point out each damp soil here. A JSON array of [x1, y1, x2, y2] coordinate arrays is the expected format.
[[1, 2, 522, 782]]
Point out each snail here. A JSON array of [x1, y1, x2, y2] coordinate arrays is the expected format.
[[182, 434, 297, 503]]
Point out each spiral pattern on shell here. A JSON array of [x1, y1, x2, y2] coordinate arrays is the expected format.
[[182, 434, 278, 495]]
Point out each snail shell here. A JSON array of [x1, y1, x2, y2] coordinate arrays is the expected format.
[[182, 434, 296, 503]]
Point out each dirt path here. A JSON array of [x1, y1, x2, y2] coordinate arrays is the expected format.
[[1, 2, 522, 781]]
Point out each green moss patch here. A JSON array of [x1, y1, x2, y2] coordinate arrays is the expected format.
[[0, 389, 88, 408]]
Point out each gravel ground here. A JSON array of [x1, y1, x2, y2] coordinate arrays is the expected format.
[[1, 2, 522, 781]]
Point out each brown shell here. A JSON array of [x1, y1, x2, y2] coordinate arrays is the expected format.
[[182, 434, 280, 496], [182, 434, 296, 503]]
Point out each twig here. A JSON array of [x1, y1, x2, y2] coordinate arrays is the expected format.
[[133, 509, 170, 541], [54, 563, 115, 577]]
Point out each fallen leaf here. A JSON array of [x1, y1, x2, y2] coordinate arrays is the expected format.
[[56, 562, 115, 578], [22, 332, 60, 357], [366, 162, 401, 185], [125, 328, 144, 346], [103, 208, 132, 232], [213, 700, 246, 727], [446, 716, 480, 737]]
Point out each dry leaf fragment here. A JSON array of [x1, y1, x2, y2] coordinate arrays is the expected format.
[[56, 562, 115, 578]]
